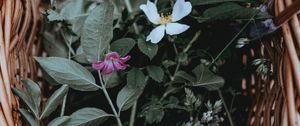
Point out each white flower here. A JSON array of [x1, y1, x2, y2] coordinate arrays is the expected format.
[[140, 0, 192, 43]]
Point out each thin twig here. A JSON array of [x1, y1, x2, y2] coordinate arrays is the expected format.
[[98, 72, 123, 126], [217, 90, 234, 126], [129, 102, 137, 126]]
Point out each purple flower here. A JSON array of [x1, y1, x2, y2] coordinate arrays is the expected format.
[[92, 52, 131, 75]]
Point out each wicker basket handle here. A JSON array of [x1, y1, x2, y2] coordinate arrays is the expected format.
[[274, 0, 300, 26]]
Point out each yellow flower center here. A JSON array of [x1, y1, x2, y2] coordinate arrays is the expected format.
[[158, 13, 172, 25]]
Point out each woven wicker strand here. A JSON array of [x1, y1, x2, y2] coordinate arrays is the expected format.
[[0, 0, 44, 125], [244, 0, 300, 126]]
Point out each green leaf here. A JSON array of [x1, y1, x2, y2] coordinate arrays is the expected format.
[[191, 0, 251, 5], [111, 38, 136, 56], [65, 14, 88, 44], [60, 0, 85, 19], [117, 86, 144, 112], [19, 108, 38, 126], [40, 85, 69, 119], [43, 32, 68, 58], [48, 116, 71, 126], [35, 57, 99, 91], [127, 68, 146, 88], [81, 1, 114, 62], [45, 9, 65, 22], [21, 79, 41, 114], [103, 71, 121, 88], [74, 46, 89, 63], [139, 99, 164, 124], [191, 64, 224, 90], [196, 2, 272, 23], [64, 108, 112, 126], [13, 88, 38, 118], [174, 71, 196, 83], [146, 66, 164, 82], [137, 39, 158, 60]]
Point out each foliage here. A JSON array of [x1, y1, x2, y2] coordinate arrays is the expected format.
[[15, 0, 275, 125]]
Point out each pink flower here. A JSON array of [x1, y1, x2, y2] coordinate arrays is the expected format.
[[92, 52, 131, 75]]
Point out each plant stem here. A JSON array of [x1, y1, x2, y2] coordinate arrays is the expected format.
[[129, 102, 137, 126], [98, 71, 123, 126], [183, 31, 201, 53], [124, 0, 139, 34], [60, 94, 67, 116], [217, 90, 234, 126]]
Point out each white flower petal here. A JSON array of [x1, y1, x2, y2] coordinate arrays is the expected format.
[[146, 25, 166, 43], [140, 1, 160, 24], [166, 23, 189, 35], [171, 0, 192, 22]]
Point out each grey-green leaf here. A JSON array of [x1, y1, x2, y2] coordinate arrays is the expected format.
[[64, 108, 112, 126], [21, 79, 41, 114], [137, 39, 158, 60], [117, 86, 144, 112], [111, 38, 136, 56], [81, 1, 114, 62], [127, 68, 146, 89], [35, 57, 99, 91], [60, 0, 85, 19], [48, 116, 71, 126], [74, 46, 89, 63], [13, 88, 38, 118], [192, 64, 224, 90], [196, 2, 272, 23], [45, 9, 65, 22], [103, 71, 121, 88], [19, 108, 38, 126], [147, 66, 164, 82], [43, 32, 68, 58], [40, 85, 69, 119], [174, 71, 196, 83], [191, 0, 250, 5]]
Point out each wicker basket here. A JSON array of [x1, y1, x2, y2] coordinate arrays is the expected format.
[[0, 0, 45, 125], [244, 0, 300, 125]]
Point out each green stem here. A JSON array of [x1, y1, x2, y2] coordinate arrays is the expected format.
[[98, 72, 123, 126], [124, 0, 139, 34], [183, 31, 201, 53], [60, 94, 67, 116], [129, 102, 137, 126], [217, 90, 234, 126]]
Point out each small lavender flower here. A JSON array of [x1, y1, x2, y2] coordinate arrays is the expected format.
[[92, 52, 131, 75]]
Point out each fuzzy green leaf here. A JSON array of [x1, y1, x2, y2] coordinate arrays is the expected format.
[[13, 88, 39, 118], [40, 85, 69, 119], [35, 57, 99, 91], [43, 32, 68, 58], [64, 108, 112, 126], [19, 108, 38, 126], [48, 116, 71, 126], [111, 38, 136, 56], [117, 86, 144, 112], [137, 39, 158, 60], [45, 9, 65, 22], [147, 66, 164, 82], [81, 1, 114, 62], [103, 71, 121, 88], [191, 0, 251, 5], [127, 68, 146, 88], [196, 2, 272, 23], [192, 64, 224, 90]]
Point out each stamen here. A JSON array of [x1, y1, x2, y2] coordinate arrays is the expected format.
[[158, 13, 172, 25]]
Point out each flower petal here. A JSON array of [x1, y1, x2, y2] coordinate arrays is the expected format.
[[166, 23, 189, 35], [101, 62, 114, 75], [120, 55, 131, 63], [140, 1, 160, 24], [146, 25, 166, 43], [92, 61, 105, 70], [106, 52, 120, 60], [113, 61, 129, 70], [171, 0, 192, 22]]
